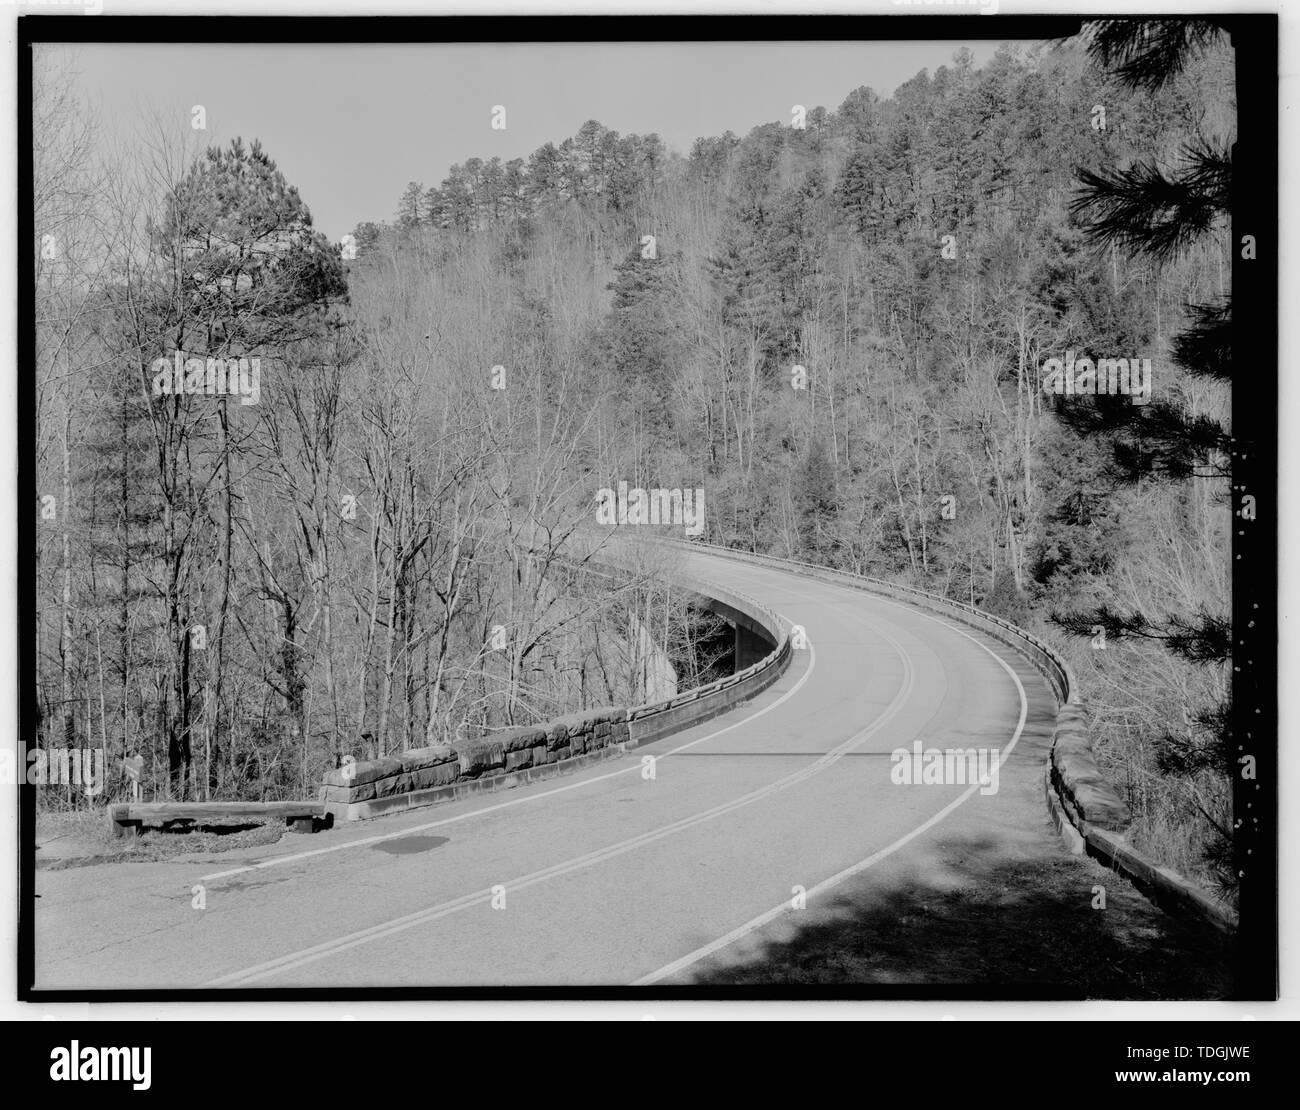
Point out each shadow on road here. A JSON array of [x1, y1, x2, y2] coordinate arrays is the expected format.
[[682, 831, 1233, 999]]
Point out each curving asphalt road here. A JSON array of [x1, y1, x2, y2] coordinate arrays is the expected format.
[[34, 547, 1061, 988]]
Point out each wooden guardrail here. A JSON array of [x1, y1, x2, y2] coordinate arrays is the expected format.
[[109, 800, 328, 838]]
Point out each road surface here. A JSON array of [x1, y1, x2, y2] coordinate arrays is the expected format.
[[34, 546, 1060, 988]]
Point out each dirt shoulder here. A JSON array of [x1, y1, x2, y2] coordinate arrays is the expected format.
[[36, 809, 289, 870]]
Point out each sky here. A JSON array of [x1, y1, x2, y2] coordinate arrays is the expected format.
[[41, 40, 1009, 241]]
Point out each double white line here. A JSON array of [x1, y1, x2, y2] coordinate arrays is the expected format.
[[634, 592, 1030, 985], [209, 615, 913, 986], [209, 566, 1028, 989]]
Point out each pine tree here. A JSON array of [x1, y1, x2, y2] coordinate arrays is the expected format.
[[1052, 19, 1230, 647], [140, 138, 347, 796], [1050, 18, 1234, 887], [396, 180, 423, 230]]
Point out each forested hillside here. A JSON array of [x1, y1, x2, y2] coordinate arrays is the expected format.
[[34, 33, 1234, 890]]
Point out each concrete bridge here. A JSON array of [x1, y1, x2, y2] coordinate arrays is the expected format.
[[33, 540, 1220, 990]]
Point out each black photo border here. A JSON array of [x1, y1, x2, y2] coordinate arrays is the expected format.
[[15, 11, 1279, 1004]]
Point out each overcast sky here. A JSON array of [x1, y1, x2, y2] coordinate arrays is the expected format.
[[41, 40, 1011, 241]]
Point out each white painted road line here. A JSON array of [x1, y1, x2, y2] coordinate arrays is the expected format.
[[208, 626, 916, 986], [204, 553, 1035, 989], [632, 592, 1031, 985], [199, 590, 822, 884]]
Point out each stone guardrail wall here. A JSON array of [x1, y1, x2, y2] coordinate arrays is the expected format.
[[676, 540, 1237, 935], [320, 561, 792, 822], [321, 707, 631, 821], [624, 577, 789, 745], [546, 543, 793, 745]]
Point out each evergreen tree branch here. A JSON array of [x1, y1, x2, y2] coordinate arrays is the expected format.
[[1070, 139, 1231, 264], [1051, 604, 1231, 664], [1171, 298, 1233, 382], [1081, 19, 1225, 91]]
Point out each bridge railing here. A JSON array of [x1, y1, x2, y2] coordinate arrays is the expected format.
[[480, 530, 795, 748], [676, 539, 1075, 704], [578, 545, 794, 746]]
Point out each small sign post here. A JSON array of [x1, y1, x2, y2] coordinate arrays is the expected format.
[[123, 754, 143, 802]]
